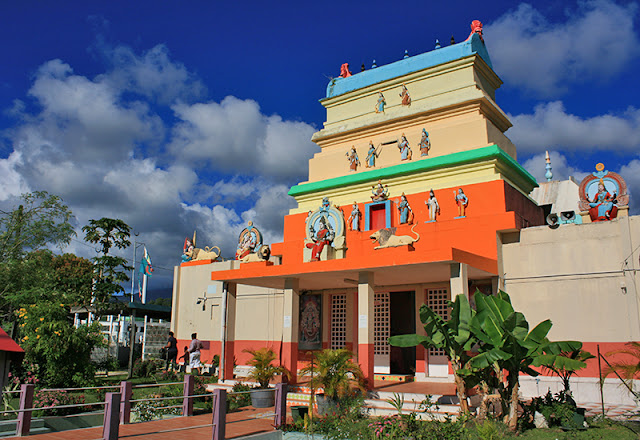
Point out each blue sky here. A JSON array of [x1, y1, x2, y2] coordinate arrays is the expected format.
[[1, 1, 639, 298]]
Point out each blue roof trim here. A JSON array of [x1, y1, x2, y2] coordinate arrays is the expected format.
[[325, 33, 492, 99]]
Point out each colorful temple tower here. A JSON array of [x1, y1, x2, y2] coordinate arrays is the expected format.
[[174, 25, 548, 386]]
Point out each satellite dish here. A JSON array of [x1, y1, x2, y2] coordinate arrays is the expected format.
[[546, 213, 559, 229]]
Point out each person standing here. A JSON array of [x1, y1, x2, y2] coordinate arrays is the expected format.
[[164, 331, 178, 371], [188, 332, 203, 374]]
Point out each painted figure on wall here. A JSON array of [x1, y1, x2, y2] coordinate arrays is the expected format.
[[399, 84, 411, 106], [366, 141, 380, 168], [348, 202, 361, 231], [305, 216, 335, 262], [346, 146, 360, 172], [375, 92, 386, 113], [419, 129, 431, 156], [299, 295, 322, 350], [588, 179, 617, 221], [371, 180, 390, 201], [339, 63, 352, 78], [454, 188, 469, 218], [398, 134, 412, 161], [425, 189, 440, 222], [398, 193, 414, 224]]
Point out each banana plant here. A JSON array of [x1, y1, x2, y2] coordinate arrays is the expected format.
[[389, 294, 476, 414], [469, 291, 582, 430]]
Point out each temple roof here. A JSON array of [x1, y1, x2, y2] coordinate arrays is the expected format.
[[325, 33, 492, 99]]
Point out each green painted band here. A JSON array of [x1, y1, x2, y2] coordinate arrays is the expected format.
[[288, 145, 538, 197]]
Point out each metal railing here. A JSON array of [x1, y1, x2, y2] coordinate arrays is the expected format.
[[1, 376, 288, 440]]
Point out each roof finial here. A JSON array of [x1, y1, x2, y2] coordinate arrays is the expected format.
[[361, 63, 365, 72], [435, 39, 441, 49], [451, 35, 455, 45], [403, 49, 409, 59], [545, 150, 553, 182], [371, 59, 377, 69]]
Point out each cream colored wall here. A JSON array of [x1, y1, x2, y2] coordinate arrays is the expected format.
[[234, 285, 283, 342], [501, 216, 640, 342], [172, 261, 284, 343]]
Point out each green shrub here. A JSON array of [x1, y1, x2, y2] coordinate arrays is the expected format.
[[227, 382, 251, 412]]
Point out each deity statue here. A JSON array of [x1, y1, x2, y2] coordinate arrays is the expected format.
[[398, 193, 413, 224], [305, 216, 335, 262], [588, 179, 617, 221], [346, 146, 360, 172], [419, 129, 431, 156], [454, 188, 469, 218], [182, 236, 195, 262], [375, 92, 386, 113], [425, 189, 440, 222], [467, 20, 484, 42], [398, 134, 412, 161], [399, 84, 411, 106], [371, 180, 390, 201], [366, 141, 380, 168], [347, 202, 361, 231], [339, 63, 352, 78]]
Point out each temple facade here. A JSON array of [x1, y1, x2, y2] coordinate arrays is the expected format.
[[171, 23, 639, 404]]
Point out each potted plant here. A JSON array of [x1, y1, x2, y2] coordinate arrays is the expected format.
[[299, 348, 366, 415], [244, 347, 290, 408]]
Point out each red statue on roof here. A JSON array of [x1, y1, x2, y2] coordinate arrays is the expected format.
[[339, 63, 352, 78], [467, 20, 484, 42]]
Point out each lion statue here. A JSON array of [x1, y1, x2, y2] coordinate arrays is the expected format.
[[370, 224, 420, 250], [186, 246, 221, 262], [240, 244, 271, 263]]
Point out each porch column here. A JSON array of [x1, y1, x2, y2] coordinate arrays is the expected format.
[[221, 282, 237, 381], [357, 272, 375, 388], [449, 263, 469, 299], [283, 278, 299, 383]]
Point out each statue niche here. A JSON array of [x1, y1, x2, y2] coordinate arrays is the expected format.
[[304, 197, 346, 262], [578, 163, 629, 222]]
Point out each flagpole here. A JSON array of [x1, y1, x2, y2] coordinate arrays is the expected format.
[[141, 269, 148, 360]]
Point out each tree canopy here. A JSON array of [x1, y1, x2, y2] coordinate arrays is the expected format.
[[0, 191, 75, 262]]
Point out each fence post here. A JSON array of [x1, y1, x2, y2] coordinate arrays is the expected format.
[[182, 374, 195, 416], [102, 392, 121, 440], [119, 381, 132, 424], [16, 383, 34, 437], [211, 388, 227, 440], [274, 383, 288, 428]]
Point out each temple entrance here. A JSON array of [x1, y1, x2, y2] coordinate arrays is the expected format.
[[390, 291, 415, 375]]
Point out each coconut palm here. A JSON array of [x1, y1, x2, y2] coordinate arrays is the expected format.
[[602, 342, 640, 398], [243, 347, 290, 389], [299, 348, 366, 400]]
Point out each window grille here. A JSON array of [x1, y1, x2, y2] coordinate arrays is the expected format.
[[426, 288, 450, 356], [374, 293, 390, 355], [330, 294, 347, 349]]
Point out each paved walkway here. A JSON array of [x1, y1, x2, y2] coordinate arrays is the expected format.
[[5, 407, 276, 440]]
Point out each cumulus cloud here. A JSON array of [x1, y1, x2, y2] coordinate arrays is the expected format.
[[508, 101, 640, 154], [0, 43, 314, 291], [169, 96, 319, 181], [486, 0, 640, 96], [521, 151, 588, 183], [100, 44, 207, 105], [619, 159, 640, 214]]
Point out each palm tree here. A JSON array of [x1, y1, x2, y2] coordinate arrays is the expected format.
[[602, 342, 640, 398], [299, 349, 366, 400], [244, 347, 289, 389]]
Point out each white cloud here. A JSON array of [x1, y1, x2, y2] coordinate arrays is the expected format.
[[169, 96, 319, 181], [508, 101, 640, 154], [619, 159, 640, 215], [101, 44, 207, 105], [486, 0, 640, 96], [521, 151, 588, 183]]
